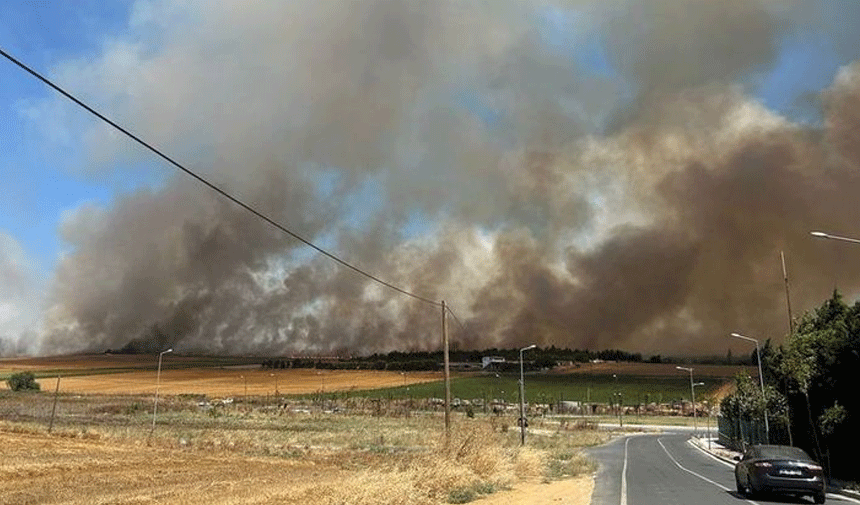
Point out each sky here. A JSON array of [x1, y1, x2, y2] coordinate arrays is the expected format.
[[1, 0, 860, 357]]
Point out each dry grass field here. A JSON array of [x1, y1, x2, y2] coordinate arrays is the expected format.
[[30, 368, 440, 396], [0, 412, 605, 505], [0, 355, 610, 504]]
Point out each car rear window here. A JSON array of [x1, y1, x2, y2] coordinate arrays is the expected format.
[[757, 446, 813, 461]]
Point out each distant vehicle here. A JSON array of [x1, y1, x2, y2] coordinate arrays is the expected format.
[[734, 444, 826, 503]]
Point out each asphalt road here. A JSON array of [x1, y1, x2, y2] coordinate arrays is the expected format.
[[587, 432, 859, 505]]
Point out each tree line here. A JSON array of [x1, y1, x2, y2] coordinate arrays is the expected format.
[[259, 347, 664, 372]]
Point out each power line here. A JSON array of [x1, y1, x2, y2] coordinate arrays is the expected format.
[[0, 46, 441, 308], [446, 306, 466, 333]]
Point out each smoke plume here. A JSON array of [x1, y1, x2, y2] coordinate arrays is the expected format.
[[27, 1, 860, 356]]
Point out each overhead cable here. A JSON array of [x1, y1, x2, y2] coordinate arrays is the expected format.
[[0, 47, 440, 307]]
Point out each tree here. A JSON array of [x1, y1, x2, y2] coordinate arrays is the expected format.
[[770, 290, 859, 478], [6, 371, 40, 391]]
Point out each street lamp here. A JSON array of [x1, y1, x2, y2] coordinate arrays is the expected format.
[[519, 344, 537, 445], [613, 374, 622, 427], [676, 366, 698, 436], [150, 348, 173, 438], [731, 332, 770, 442], [693, 382, 707, 448], [810, 231, 860, 245]]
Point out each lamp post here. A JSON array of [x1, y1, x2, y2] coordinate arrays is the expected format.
[[694, 382, 707, 447], [730, 332, 770, 443], [810, 230, 860, 245], [676, 366, 698, 436], [613, 374, 622, 427], [150, 348, 173, 438], [519, 344, 537, 445]]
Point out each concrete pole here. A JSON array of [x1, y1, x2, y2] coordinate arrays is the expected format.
[[48, 375, 60, 433], [442, 300, 451, 441]]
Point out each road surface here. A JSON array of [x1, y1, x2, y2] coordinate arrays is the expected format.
[[587, 432, 859, 505]]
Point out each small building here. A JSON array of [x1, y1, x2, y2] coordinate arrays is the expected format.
[[482, 356, 505, 369]]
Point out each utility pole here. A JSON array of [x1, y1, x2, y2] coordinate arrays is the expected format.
[[48, 375, 61, 433], [780, 251, 794, 445], [519, 344, 536, 445], [150, 348, 173, 438], [781, 251, 794, 335], [442, 300, 451, 441]]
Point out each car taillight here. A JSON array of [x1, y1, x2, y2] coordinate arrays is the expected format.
[[754, 462, 772, 468], [804, 464, 822, 471]]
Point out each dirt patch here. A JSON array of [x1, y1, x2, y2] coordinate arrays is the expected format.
[[0, 427, 342, 505], [473, 475, 593, 505]]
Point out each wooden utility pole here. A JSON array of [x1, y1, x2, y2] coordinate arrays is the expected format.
[[442, 300, 451, 440], [48, 375, 60, 433]]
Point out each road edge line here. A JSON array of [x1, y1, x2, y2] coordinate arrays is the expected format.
[[620, 436, 629, 505], [657, 437, 760, 505]]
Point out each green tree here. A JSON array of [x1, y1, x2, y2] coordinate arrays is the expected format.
[[6, 371, 40, 391], [770, 290, 859, 478]]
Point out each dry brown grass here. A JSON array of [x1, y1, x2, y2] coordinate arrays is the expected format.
[[0, 409, 604, 505], [0, 355, 609, 504]]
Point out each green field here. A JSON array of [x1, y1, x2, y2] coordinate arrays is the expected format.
[[336, 372, 729, 406]]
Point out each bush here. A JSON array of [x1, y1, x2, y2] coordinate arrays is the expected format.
[[7, 371, 40, 391]]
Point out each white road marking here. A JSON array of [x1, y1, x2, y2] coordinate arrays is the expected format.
[[657, 437, 761, 505], [688, 439, 735, 469], [620, 436, 629, 505]]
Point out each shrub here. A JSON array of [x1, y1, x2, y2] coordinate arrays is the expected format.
[[7, 371, 40, 391]]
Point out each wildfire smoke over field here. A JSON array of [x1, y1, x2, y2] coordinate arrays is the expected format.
[[5, 1, 860, 357]]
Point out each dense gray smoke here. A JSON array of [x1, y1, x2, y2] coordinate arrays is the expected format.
[[33, 0, 860, 356], [0, 232, 42, 355]]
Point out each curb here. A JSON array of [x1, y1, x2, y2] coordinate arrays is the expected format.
[[688, 436, 738, 465]]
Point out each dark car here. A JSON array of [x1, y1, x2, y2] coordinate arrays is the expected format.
[[735, 444, 826, 503]]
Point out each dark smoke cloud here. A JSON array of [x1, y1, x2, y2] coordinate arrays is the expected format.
[[28, 1, 860, 356]]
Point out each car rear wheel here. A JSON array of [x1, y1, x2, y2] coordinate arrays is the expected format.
[[813, 491, 826, 504]]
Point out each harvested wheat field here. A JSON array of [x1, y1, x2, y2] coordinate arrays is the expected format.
[[0, 425, 343, 505], [29, 368, 440, 396], [0, 354, 440, 396]]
